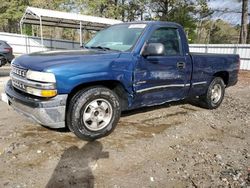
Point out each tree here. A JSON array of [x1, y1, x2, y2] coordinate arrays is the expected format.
[[150, 0, 175, 20], [0, 0, 29, 33], [209, 20, 240, 44], [0, 0, 66, 33], [196, 20, 240, 44], [239, 0, 248, 44], [247, 23, 250, 44], [32, 0, 66, 10], [149, 0, 211, 42], [195, 0, 213, 43], [168, 1, 197, 41], [1, 0, 237, 45], [72, 0, 119, 18], [123, 0, 147, 21], [72, 0, 149, 21]]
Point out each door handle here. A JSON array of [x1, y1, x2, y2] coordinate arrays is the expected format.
[[177, 62, 185, 69]]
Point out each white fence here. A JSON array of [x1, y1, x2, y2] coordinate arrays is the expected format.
[[0, 32, 79, 55], [0, 32, 250, 70], [189, 44, 250, 70]]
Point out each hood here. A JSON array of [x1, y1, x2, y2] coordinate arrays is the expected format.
[[12, 49, 121, 71]]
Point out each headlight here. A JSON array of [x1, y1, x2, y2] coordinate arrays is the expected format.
[[25, 70, 57, 97], [26, 87, 57, 97], [26, 70, 56, 83]]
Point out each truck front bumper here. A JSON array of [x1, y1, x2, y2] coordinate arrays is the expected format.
[[5, 80, 68, 129]]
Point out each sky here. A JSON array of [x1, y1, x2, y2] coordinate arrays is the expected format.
[[208, 0, 250, 25]]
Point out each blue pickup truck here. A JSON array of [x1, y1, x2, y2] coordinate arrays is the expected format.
[[5, 21, 240, 140]]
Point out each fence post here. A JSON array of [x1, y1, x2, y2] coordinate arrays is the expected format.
[[50, 37, 52, 50], [233, 44, 238, 54], [205, 44, 208, 53], [25, 35, 28, 54]]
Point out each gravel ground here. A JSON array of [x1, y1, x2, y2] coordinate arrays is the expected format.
[[0, 67, 249, 188]]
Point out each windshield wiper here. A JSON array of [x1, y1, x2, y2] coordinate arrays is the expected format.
[[85, 46, 121, 52], [88, 46, 112, 51]]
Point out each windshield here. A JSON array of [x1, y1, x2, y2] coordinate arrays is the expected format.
[[85, 24, 147, 51]]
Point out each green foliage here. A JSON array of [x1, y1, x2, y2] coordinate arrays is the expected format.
[[149, 0, 200, 42], [0, 0, 242, 44], [209, 20, 240, 44], [31, 0, 65, 9], [0, 0, 66, 33], [70, 0, 149, 21], [168, 1, 197, 42], [0, 0, 29, 33], [22, 24, 32, 35], [194, 20, 240, 44]]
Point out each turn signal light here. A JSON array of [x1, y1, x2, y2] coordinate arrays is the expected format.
[[41, 90, 57, 97], [26, 87, 57, 97]]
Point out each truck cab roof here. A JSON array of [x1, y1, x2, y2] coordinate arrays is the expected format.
[[116, 21, 182, 28]]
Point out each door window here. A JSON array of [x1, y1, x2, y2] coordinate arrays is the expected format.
[[148, 28, 182, 56]]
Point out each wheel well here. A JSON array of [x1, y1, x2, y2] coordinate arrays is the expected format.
[[66, 80, 129, 111], [213, 71, 229, 86], [0, 55, 6, 59], [0, 55, 7, 65]]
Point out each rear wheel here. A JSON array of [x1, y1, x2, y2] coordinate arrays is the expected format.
[[67, 86, 121, 140], [200, 77, 225, 109], [0, 56, 7, 67]]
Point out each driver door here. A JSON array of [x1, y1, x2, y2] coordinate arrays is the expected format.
[[133, 27, 191, 107]]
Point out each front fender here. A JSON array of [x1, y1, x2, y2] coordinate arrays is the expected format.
[[55, 70, 133, 95]]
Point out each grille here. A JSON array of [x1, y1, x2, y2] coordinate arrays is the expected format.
[[11, 65, 27, 78], [11, 65, 27, 91], [10, 65, 56, 97], [12, 78, 26, 91]]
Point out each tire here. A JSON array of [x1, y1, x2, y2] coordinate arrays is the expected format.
[[67, 86, 121, 140], [0, 56, 7, 67], [200, 77, 225, 109]]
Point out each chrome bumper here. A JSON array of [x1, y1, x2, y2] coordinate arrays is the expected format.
[[5, 80, 68, 128]]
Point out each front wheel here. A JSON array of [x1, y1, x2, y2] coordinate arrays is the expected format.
[[200, 77, 225, 109], [67, 87, 121, 140]]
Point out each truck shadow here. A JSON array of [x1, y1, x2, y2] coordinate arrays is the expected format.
[[46, 141, 109, 188], [44, 99, 201, 133]]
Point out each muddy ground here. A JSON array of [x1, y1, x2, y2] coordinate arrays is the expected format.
[[0, 66, 249, 188]]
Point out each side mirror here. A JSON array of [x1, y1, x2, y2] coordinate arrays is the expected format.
[[142, 43, 165, 57]]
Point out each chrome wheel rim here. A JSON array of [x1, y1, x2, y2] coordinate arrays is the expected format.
[[83, 98, 113, 131], [211, 84, 222, 104]]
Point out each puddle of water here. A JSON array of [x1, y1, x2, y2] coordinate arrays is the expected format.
[[19, 109, 190, 151], [105, 110, 189, 149], [136, 122, 182, 136], [57, 134, 80, 143], [20, 125, 80, 144], [24, 126, 48, 132], [141, 111, 187, 124], [21, 157, 47, 168], [21, 126, 52, 138], [105, 120, 183, 150], [180, 105, 198, 112]]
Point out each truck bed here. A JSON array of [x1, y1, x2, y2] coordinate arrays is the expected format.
[[189, 52, 240, 97]]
